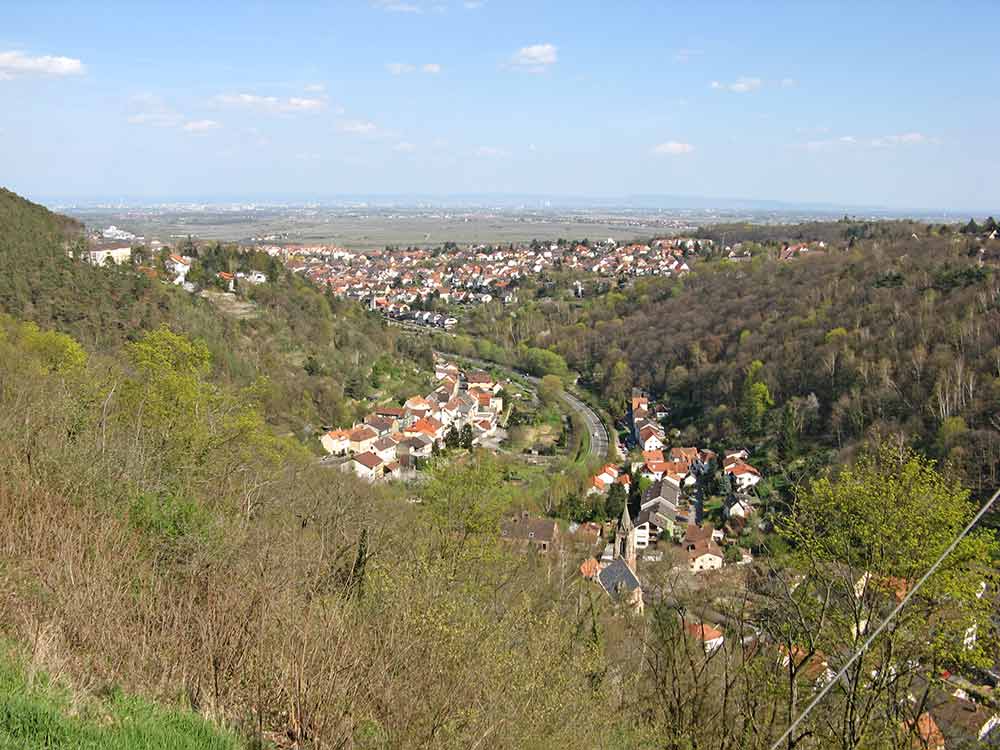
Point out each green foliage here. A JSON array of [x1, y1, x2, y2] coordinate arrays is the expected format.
[[128, 491, 217, 562], [537, 373, 564, 405], [422, 455, 512, 539], [459, 423, 474, 449], [0, 650, 241, 749], [604, 482, 627, 522], [740, 361, 774, 435], [0, 315, 86, 376], [782, 445, 999, 667], [517, 344, 570, 378]]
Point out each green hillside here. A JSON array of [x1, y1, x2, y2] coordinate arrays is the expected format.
[[0, 649, 242, 750], [0, 187, 429, 432]]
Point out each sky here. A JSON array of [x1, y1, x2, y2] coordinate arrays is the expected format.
[[1, 0, 999, 211]]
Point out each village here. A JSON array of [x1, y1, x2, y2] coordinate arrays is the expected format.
[[500, 388, 767, 617], [318, 357, 507, 482], [266, 236, 701, 320]]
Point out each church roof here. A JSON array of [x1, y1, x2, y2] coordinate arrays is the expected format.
[[598, 558, 641, 602]]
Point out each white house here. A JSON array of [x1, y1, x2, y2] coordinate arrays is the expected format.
[[349, 451, 383, 482], [728, 464, 762, 491], [638, 426, 664, 452], [687, 537, 724, 573], [165, 254, 191, 284], [86, 245, 132, 266], [725, 495, 754, 519], [237, 270, 267, 284], [320, 429, 350, 455], [372, 436, 397, 463]]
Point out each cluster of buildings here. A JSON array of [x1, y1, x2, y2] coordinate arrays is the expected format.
[[261, 236, 708, 317], [321, 359, 505, 482], [631, 393, 669, 453], [100, 225, 139, 242], [579, 389, 766, 578], [588, 463, 631, 495], [779, 241, 827, 261]]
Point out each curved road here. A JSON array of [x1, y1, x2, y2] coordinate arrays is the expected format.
[[434, 350, 615, 461]]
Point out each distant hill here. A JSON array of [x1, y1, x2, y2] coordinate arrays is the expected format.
[[0, 186, 83, 241]]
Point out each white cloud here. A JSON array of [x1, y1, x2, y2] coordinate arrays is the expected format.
[[0, 50, 85, 79], [871, 132, 931, 147], [371, 0, 422, 12], [711, 76, 762, 93], [652, 141, 695, 156], [511, 43, 557, 72], [780, 77, 797, 88], [422, 63, 442, 74], [393, 141, 416, 152], [386, 62, 415, 75], [800, 132, 934, 151], [304, 83, 326, 92], [475, 145, 508, 158], [464, 0, 485, 7], [182, 119, 221, 133], [215, 92, 326, 113], [339, 119, 379, 135]]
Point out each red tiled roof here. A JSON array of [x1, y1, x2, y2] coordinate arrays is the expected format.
[[685, 621, 723, 641], [353, 451, 383, 470]]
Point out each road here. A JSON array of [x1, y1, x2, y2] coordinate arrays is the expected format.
[[434, 350, 614, 461]]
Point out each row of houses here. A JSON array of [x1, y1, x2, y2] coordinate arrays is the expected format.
[[266, 235, 707, 319], [321, 360, 505, 481]]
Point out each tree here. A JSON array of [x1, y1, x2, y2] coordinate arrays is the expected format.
[[778, 402, 799, 458], [538, 374, 563, 406], [460, 423, 473, 450], [741, 361, 774, 435], [769, 445, 999, 748], [604, 483, 627, 523], [445, 425, 460, 449]]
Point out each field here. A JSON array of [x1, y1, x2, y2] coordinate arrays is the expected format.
[[61, 207, 695, 249]]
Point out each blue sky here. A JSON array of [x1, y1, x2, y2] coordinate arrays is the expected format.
[[1, 1, 998, 211]]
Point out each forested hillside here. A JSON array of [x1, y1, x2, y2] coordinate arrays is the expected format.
[[0, 188, 430, 432], [469, 224, 1000, 499]]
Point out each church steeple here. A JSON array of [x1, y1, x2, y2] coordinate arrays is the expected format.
[[616, 503, 637, 572]]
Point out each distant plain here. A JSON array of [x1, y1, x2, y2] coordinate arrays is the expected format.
[[63, 208, 687, 249]]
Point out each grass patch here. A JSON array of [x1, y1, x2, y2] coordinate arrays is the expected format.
[[0, 651, 244, 750]]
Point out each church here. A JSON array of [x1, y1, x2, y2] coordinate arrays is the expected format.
[[593, 504, 644, 614]]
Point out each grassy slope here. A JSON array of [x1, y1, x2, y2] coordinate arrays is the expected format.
[[0, 652, 242, 750]]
